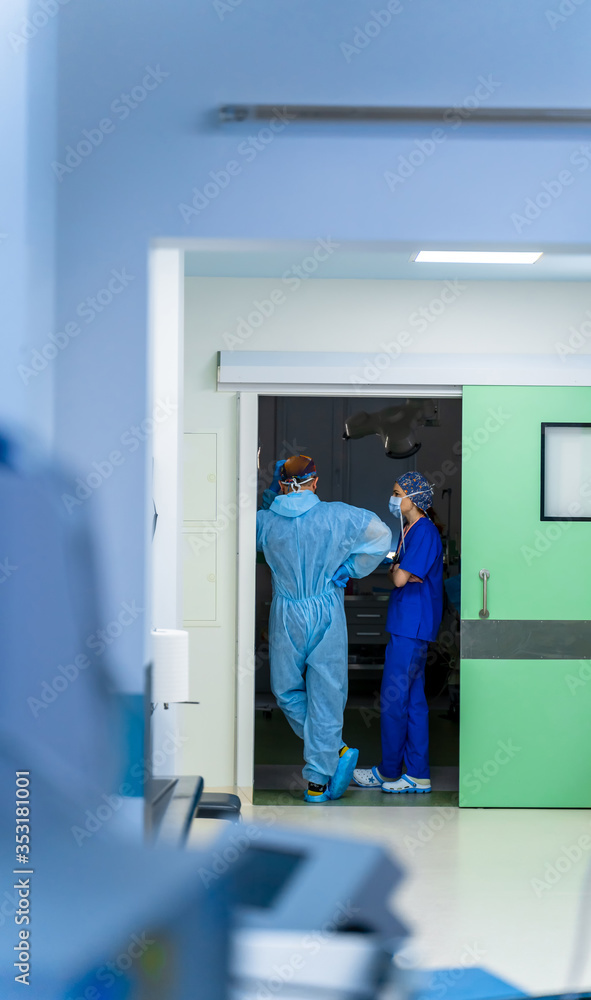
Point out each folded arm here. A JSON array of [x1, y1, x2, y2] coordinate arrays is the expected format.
[[343, 514, 392, 579], [389, 563, 423, 588]]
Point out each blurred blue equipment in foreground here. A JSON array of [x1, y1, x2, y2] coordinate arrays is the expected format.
[[0, 431, 529, 1000]]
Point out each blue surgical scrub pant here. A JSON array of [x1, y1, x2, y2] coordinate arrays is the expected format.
[[269, 589, 347, 786], [379, 634, 430, 780]]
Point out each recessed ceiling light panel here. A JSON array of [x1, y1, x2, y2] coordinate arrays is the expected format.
[[414, 250, 543, 265]]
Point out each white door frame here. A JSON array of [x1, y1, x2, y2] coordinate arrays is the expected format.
[[235, 392, 259, 792], [234, 382, 463, 795], [147, 247, 186, 777]]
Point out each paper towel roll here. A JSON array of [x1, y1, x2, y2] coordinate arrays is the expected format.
[[151, 628, 190, 703]]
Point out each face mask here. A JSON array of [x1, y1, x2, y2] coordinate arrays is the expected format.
[[389, 496, 406, 553], [390, 488, 426, 514], [280, 476, 315, 493], [388, 489, 428, 551]]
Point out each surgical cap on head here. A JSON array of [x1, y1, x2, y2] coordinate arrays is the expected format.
[[280, 455, 317, 484], [396, 471, 433, 512]]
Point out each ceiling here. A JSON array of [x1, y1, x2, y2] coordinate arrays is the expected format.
[[183, 245, 591, 282]]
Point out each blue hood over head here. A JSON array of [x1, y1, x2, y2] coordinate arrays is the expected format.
[[270, 492, 320, 518]]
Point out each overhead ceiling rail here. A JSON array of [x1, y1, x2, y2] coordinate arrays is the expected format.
[[219, 104, 591, 125]]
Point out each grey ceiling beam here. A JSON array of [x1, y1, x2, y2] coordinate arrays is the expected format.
[[219, 104, 591, 125]]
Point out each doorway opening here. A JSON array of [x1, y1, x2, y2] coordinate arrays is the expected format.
[[253, 393, 462, 803]]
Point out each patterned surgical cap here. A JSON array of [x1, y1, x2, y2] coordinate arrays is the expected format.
[[396, 471, 433, 512]]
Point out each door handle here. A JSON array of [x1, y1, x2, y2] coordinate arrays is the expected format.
[[479, 569, 490, 619]]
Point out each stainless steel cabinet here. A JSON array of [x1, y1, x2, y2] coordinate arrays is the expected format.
[[345, 596, 389, 646]]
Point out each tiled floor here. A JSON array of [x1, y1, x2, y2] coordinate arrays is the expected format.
[[190, 803, 591, 996]]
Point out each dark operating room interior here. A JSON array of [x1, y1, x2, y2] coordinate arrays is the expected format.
[[254, 395, 462, 804]]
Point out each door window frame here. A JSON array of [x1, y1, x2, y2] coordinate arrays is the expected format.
[[540, 421, 591, 522]]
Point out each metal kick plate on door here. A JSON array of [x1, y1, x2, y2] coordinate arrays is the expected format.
[[461, 620, 591, 659]]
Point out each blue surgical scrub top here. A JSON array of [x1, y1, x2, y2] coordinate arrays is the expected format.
[[386, 516, 443, 642]]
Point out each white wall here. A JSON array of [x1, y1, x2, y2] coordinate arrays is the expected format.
[[181, 286, 239, 788], [190, 277, 591, 359], [183, 276, 591, 789]]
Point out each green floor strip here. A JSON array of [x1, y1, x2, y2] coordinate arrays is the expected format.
[[253, 789, 459, 807]]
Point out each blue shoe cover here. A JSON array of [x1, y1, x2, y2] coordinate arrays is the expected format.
[[304, 789, 330, 803], [328, 747, 359, 800]]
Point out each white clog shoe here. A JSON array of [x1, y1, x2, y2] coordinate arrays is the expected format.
[[382, 774, 431, 794]]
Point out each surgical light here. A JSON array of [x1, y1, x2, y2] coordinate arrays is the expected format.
[[413, 250, 543, 264], [344, 400, 439, 459]]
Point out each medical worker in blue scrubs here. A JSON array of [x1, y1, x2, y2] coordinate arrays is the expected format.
[[354, 472, 443, 794], [257, 455, 392, 803]]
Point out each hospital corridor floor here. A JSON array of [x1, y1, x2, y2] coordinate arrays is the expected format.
[[253, 699, 459, 805], [189, 804, 591, 996]]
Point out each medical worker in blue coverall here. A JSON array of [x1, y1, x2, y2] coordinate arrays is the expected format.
[[257, 455, 392, 803], [354, 472, 443, 794]]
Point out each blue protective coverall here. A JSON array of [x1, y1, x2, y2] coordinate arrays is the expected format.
[[380, 516, 443, 780], [256, 492, 392, 785]]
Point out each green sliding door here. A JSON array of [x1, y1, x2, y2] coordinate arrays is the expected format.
[[460, 385, 591, 807]]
